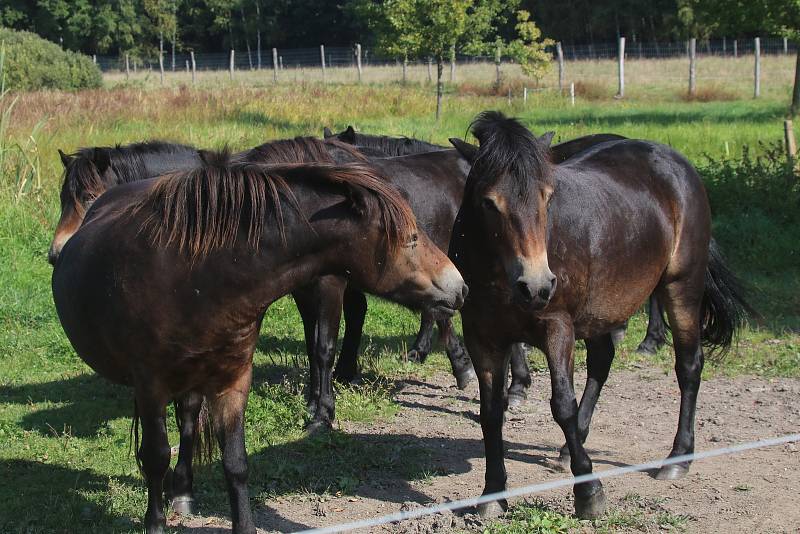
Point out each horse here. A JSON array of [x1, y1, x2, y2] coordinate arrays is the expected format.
[[48, 141, 200, 265], [324, 127, 670, 399], [52, 152, 467, 534], [448, 111, 749, 519]]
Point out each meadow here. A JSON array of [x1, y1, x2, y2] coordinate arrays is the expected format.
[[1, 65, 798, 532]]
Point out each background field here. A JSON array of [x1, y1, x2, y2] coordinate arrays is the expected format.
[[1, 69, 798, 532]]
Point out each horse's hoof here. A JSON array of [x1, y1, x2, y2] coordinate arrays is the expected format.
[[476, 499, 507, 518], [455, 367, 477, 390], [574, 488, 606, 519], [171, 496, 196, 516], [655, 463, 690, 480], [506, 391, 527, 410], [610, 328, 626, 347], [406, 349, 428, 363], [304, 420, 332, 437]]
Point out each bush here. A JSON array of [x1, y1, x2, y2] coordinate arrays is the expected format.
[[699, 143, 799, 271], [0, 28, 101, 91]]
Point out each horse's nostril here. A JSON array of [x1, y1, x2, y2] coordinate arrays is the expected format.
[[516, 281, 533, 303], [461, 283, 469, 301], [537, 287, 551, 301]]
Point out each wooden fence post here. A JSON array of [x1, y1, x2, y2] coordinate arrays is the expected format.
[[190, 51, 196, 85], [356, 43, 363, 83], [688, 38, 697, 96], [556, 42, 565, 92], [495, 43, 502, 86], [402, 56, 408, 83], [785, 119, 797, 167], [523, 86, 528, 103], [450, 45, 456, 82], [754, 37, 761, 98], [784, 37, 789, 55], [733, 39, 738, 58], [185, 59, 189, 73], [570, 82, 575, 106], [723, 37, 727, 56], [427, 58, 432, 83], [125, 53, 130, 79], [229, 49, 235, 80], [159, 51, 165, 85], [616, 36, 625, 98], [272, 48, 278, 82], [320, 44, 326, 82], [279, 56, 283, 69]]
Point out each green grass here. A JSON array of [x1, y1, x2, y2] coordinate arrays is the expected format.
[[0, 79, 798, 532]]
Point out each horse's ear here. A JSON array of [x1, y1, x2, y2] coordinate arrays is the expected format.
[[323, 127, 334, 138], [539, 131, 555, 147], [58, 149, 72, 168], [449, 138, 478, 163], [342, 125, 356, 143], [345, 185, 369, 218], [92, 148, 111, 173]]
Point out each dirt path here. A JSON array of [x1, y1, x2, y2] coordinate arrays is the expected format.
[[177, 368, 800, 533]]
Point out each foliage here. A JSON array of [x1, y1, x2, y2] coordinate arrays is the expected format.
[[505, 10, 553, 80], [482, 500, 579, 534], [0, 28, 101, 91]]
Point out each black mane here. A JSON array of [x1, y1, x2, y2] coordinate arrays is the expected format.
[[64, 141, 198, 213], [348, 131, 445, 157], [469, 111, 553, 193]]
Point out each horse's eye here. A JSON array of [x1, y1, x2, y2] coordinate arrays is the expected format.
[[482, 197, 500, 212]]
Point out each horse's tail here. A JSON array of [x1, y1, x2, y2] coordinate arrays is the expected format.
[[129, 399, 143, 474], [193, 396, 216, 464], [700, 238, 752, 357]]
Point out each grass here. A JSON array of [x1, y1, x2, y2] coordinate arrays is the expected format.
[[0, 72, 798, 532]]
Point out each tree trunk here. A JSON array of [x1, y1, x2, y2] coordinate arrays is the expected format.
[[436, 57, 444, 121], [792, 47, 800, 116]]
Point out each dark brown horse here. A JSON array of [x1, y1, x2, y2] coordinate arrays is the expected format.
[[48, 141, 200, 264], [52, 153, 467, 534], [323, 127, 672, 401], [449, 112, 748, 519]]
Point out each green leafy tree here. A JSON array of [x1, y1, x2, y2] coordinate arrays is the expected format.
[[505, 10, 553, 81], [381, 0, 471, 119]]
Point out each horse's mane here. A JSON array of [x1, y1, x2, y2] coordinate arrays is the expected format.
[[63, 141, 196, 215], [469, 111, 553, 194], [348, 132, 446, 157], [239, 136, 367, 164], [134, 150, 416, 261]]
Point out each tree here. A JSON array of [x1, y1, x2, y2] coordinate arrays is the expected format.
[[382, 0, 471, 119], [505, 10, 553, 81]]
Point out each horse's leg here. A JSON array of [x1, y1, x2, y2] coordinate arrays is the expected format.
[[293, 286, 320, 418], [297, 277, 345, 430], [406, 313, 436, 363], [334, 287, 367, 382], [656, 280, 704, 480], [636, 293, 669, 354], [437, 318, 476, 389], [464, 328, 510, 518], [210, 368, 256, 534], [136, 392, 171, 534], [507, 343, 532, 409], [170, 392, 204, 515], [544, 318, 606, 519], [557, 333, 615, 470]]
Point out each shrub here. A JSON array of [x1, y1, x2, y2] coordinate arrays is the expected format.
[[0, 28, 102, 91], [699, 143, 799, 271]]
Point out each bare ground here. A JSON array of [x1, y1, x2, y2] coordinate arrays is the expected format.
[[175, 367, 800, 533]]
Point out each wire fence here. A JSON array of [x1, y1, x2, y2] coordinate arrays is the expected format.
[[295, 432, 800, 534], [93, 37, 796, 73]]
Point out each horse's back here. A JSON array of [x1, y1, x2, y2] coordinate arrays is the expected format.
[[550, 140, 709, 334]]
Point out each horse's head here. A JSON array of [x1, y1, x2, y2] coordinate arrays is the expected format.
[[49, 147, 118, 265], [450, 111, 556, 311]]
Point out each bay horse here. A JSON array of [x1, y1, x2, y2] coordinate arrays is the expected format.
[[48, 141, 200, 265], [324, 127, 669, 396], [52, 152, 467, 534], [449, 112, 748, 519]]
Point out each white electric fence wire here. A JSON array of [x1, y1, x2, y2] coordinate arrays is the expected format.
[[296, 432, 800, 534]]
